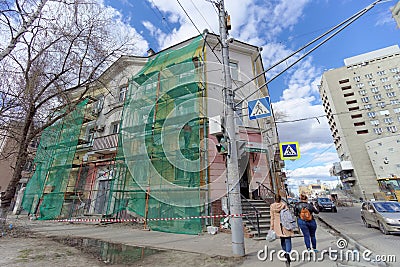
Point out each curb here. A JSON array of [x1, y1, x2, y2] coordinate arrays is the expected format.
[[316, 216, 388, 267]]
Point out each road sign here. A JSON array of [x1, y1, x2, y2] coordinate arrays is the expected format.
[[248, 97, 271, 120], [279, 142, 300, 160]]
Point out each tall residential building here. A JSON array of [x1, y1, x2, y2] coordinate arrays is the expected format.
[[391, 1, 400, 28], [319, 45, 400, 200]]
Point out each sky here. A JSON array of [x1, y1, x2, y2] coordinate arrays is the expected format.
[[101, 0, 400, 193]]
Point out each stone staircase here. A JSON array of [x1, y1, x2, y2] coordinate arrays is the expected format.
[[241, 199, 271, 239]]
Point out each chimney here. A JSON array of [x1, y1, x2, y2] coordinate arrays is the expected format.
[[147, 48, 155, 56]]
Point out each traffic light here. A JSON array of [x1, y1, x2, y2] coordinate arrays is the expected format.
[[216, 134, 228, 154]]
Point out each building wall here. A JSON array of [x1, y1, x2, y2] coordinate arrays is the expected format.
[[0, 135, 16, 192], [319, 45, 400, 199], [366, 135, 400, 179]]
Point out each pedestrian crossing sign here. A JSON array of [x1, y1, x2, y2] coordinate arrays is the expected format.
[[248, 97, 271, 120], [279, 142, 300, 160]]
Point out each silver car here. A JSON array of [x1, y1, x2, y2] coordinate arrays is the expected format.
[[360, 201, 400, 235]]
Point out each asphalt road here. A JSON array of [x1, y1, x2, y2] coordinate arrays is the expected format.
[[317, 203, 400, 266]]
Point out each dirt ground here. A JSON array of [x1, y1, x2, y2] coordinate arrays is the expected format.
[[0, 225, 243, 267]]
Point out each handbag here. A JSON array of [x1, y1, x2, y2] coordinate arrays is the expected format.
[[266, 229, 276, 242]]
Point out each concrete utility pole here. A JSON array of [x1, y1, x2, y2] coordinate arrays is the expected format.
[[217, 0, 245, 256]]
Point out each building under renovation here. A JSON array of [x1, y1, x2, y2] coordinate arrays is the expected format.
[[21, 34, 285, 234]]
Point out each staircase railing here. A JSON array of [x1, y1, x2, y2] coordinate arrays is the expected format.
[[256, 182, 292, 208], [240, 194, 261, 236]]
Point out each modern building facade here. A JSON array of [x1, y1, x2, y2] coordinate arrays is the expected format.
[[21, 34, 285, 234], [319, 45, 400, 200]]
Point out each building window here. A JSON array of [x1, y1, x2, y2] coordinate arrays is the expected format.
[[377, 70, 386, 76], [371, 87, 379, 93], [346, 100, 357, 105], [341, 85, 352, 90], [380, 77, 389, 83], [368, 80, 376, 86], [354, 122, 365, 126], [383, 84, 393, 90], [394, 74, 400, 80], [361, 97, 370, 103], [339, 79, 350, 84], [358, 89, 366, 95], [111, 122, 119, 134], [364, 104, 372, 110], [353, 76, 360, 82], [390, 67, 399, 73], [376, 102, 386, 108], [390, 99, 399, 105], [387, 92, 396, 98], [119, 87, 127, 102], [357, 129, 369, 134], [351, 114, 362, 119], [344, 92, 355, 97], [387, 126, 397, 133], [373, 94, 382, 101], [356, 83, 364, 88], [370, 120, 380, 126], [394, 108, 400, 114], [348, 106, 359, 111], [365, 73, 373, 79], [380, 110, 390, 116], [229, 61, 239, 81], [373, 128, 383, 134], [384, 117, 393, 124], [367, 112, 376, 118]]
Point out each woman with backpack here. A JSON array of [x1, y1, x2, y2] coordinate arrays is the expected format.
[[270, 194, 294, 266], [294, 194, 320, 252]]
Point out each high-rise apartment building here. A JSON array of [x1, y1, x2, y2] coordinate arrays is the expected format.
[[319, 45, 400, 200]]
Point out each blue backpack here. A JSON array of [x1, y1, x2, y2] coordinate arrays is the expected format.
[[280, 208, 297, 231]]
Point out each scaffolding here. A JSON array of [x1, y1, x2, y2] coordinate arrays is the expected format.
[[22, 37, 208, 235], [22, 100, 89, 219], [110, 36, 206, 234]]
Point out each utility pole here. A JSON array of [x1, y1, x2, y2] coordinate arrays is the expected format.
[[217, 0, 245, 256]]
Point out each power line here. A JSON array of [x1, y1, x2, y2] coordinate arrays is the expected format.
[[233, 0, 385, 108], [146, 0, 177, 40], [190, 0, 216, 33]]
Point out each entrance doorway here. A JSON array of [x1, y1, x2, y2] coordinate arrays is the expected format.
[[240, 164, 250, 199]]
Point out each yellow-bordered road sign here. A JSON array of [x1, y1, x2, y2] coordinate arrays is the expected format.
[[279, 142, 300, 160]]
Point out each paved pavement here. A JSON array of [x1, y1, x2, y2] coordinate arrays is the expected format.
[[317, 203, 399, 267], [7, 212, 387, 267]]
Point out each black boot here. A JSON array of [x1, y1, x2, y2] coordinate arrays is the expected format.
[[285, 253, 291, 266]]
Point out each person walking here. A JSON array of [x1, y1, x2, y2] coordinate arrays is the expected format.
[[294, 194, 319, 252], [270, 194, 294, 266]]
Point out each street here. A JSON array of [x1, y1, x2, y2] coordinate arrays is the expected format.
[[317, 203, 400, 265]]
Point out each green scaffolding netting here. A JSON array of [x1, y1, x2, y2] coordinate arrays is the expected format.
[[21, 36, 209, 235], [22, 100, 88, 219], [110, 36, 206, 234]]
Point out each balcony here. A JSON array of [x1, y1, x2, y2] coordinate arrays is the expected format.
[[92, 133, 118, 153]]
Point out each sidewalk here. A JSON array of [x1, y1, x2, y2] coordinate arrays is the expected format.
[[7, 215, 379, 267]]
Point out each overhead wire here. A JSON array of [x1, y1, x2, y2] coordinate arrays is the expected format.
[[233, 0, 385, 108], [146, 0, 178, 42]]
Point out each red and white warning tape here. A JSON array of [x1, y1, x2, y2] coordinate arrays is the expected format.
[[49, 213, 251, 223]]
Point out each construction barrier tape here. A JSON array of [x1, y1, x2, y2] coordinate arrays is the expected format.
[[48, 213, 253, 223]]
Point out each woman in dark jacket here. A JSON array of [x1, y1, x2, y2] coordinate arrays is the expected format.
[[294, 194, 319, 252]]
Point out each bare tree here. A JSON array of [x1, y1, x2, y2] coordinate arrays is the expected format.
[[0, 0, 145, 207]]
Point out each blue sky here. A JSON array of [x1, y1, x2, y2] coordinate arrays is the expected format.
[[102, 0, 399, 191]]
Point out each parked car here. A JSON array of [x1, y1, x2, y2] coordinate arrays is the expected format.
[[315, 197, 337, 212], [360, 201, 400, 235]]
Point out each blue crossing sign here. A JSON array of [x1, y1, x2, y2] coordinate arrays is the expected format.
[[279, 142, 300, 160], [248, 97, 271, 120]]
